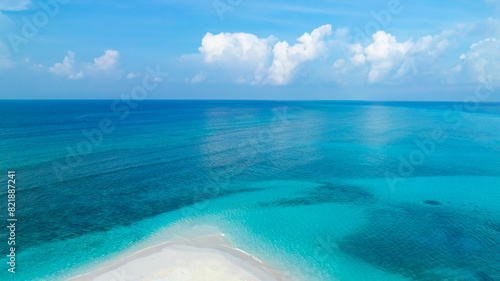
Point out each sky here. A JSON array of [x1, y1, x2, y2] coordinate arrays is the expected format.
[[0, 0, 500, 100]]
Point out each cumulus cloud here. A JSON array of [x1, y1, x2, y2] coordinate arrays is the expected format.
[[88, 49, 119, 71], [195, 25, 451, 86], [199, 32, 275, 84], [199, 32, 273, 64], [49, 52, 74, 75], [452, 38, 500, 82], [191, 71, 207, 83], [198, 25, 333, 85], [192, 24, 500, 87], [84, 50, 120, 78], [363, 31, 412, 82], [267, 24, 333, 85], [49, 51, 84, 80], [50, 50, 120, 80], [333, 31, 451, 84]]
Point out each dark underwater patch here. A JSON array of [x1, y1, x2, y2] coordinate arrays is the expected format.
[[3, 161, 264, 251], [259, 182, 376, 207], [338, 205, 500, 280], [424, 200, 441, 205]]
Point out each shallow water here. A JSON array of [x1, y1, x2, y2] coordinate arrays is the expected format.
[[0, 101, 499, 280]]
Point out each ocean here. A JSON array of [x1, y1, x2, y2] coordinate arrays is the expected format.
[[0, 100, 499, 280]]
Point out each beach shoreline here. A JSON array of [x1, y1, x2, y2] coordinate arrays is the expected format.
[[68, 230, 285, 281]]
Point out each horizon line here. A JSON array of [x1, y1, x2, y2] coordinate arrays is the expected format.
[[1, 99, 500, 103]]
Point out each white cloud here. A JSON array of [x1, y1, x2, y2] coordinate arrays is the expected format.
[[267, 24, 333, 85], [191, 71, 206, 83], [198, 25, 333, 85], [50, 49, 120, 80], [452, 38, 500, 82], [50, 51, 84, 79], [199, 32, 273, 63], [333, 31, 451, 84], [364, 31, 412, 82], [333, 59, 345, 68], [196, 25, 449, 86], [86, 49, 119, 72], [50, 51, 74, 75], [191, 25, 479, 87], [68, 71, 84, 80], [0, 0, 31, 11], [199, 32, 275, 84], [351, 54, 366, 65], [126, 72, 141, 79]]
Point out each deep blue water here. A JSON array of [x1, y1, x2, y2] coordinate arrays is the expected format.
[[0, 100, 499, 280]]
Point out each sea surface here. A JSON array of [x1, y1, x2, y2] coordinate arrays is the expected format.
[[0, 100, 499, 281]]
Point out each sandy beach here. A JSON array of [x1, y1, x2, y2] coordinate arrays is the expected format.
[[69, 231, 284, 281]]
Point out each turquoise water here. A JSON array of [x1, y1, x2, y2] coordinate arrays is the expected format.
[[0, 101, 499, 280]]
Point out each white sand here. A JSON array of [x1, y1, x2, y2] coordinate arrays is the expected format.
[[69, 232, 283, 281]]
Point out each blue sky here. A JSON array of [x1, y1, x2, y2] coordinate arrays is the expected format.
[[1, 0, 500, 100]]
